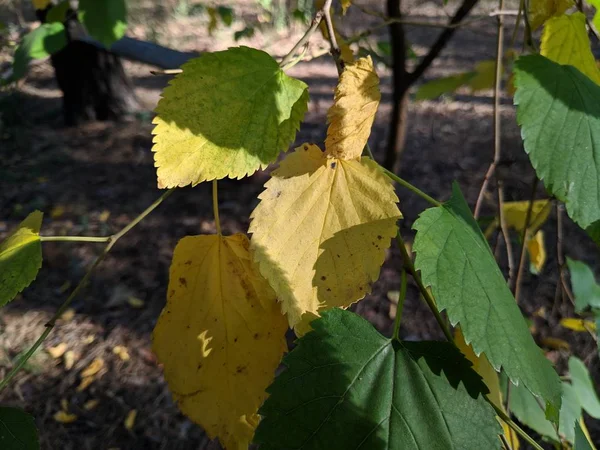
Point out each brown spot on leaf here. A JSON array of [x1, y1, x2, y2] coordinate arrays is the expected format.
[[330, 162, 337, 169], [321, 276, 327, 281], [236, 365, 246, 374], [377, 235, 382, 240], [184, 260, 192, 266], [179, 277, 187, 287]]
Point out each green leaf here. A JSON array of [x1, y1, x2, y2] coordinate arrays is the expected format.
[[0, 406, 39, 450], [412, 183, 562, 422], [586, 220, 600, 246], [46, 0, 70, 23], [514, 54, 600, 229], [152, 47, 309, 187], [569, 356, 600, 419], [507, 380, 558, 441], [415, 73, 473, 101], [575, 420, 596, 450], [12, 23, 67, 80], [560, 383, 583, 444], [78, 0, 127, 47], [234, 27, 255, 41], [567, 258, 600, 312], [216, 6, 234, 26], [254, 309, 502, 450], [586, 0, 600, 31], [0, 212, 43, 308]]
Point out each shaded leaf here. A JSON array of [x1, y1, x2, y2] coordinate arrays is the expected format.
[[78, 0, 127, 47], [502, 200, 552, 232], [541, 12, 600, 85], [514, 55, 600, 229], [567, 258, 600, 312], [529, 0, 574, 29], [415, 73, 474, 101], [325, 57, 380, 160], [12, 24, 66, 80], [250, 144, 400, 331], [0, 211, 43, 308], [413, 183, 562, 421], [254, 309, 501, 450], [569, 356, 600, 419], [152, 47, 308, 187], [124, 409, 137, 430], [575, 420, 598, 450], [0, 406, 39, 450], [152, 234, 287, 450]]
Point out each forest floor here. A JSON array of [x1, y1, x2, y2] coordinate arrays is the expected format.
[[0, 1, 598, 449]]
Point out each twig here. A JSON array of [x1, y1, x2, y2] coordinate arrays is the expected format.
[[321, 0, 344, 75], [497, 179, 515, 287], [212, 180, 221, 235], [0, 188, 175, 392], [556, 203, 576, 305], [474, 0, 505, 219], [513, 176, 538, 301], [40, 236, 111, 243], [278, 0, 332, 68]]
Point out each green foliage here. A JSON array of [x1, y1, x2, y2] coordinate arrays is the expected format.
[[12, 23, 67, 80], [0, 212, 43, 308], [514, 55, 600, 229], [567, 257, 600, 312], [254, 309, 501, 450], [412, 183, 562, 421], [575, 421, 596, 450], [569, 357, 600, 419], [78, 0, 127, 47], [152, 47, 308, 187], [0, 406, 39, 450], [45, 1, 70, 24]]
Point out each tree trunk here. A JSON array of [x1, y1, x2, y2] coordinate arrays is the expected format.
[[39, 9, 140, 125], [384, 0, 409, 173]]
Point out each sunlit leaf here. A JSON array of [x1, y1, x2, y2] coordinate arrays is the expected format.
[[514, 54, 600, 229], [78, 0, 127, 47], [560, 318, 597, 332], [0, 211, 43, 308], [587, 0, 600, 31], [415, 73, 473, 101], [47, 343, 68, 359], [152, 47, 308, 187], [0, 406, 39, 449], [541, 12, 600, 85], [254, 309, 502, 450], [81, 358, 104, 378], [569, 356, 600, 419], [567, 257, 600, 312], [529, 0, 574, 30], [413, 183, 562, 422], [250, 144, 400, 331], [502, 200, 552, 232], [325, 57, 380, 160], [152, 234, 287, 450]]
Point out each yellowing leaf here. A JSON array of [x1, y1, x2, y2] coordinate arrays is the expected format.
[[541, 337, 571, 350], [53, 411, 77, 423], [341, 0, 351, 13], [541, 12, 600, 85], [529, 0, 574, 30], [316, 7, 354, 64], [124, 409, 137, 430], [466, 60, 496, 92], [250, 144, 401, 331], [527, 230, 547, 273], [47, 343, 68, 359], [82, 335, 95, 345], [152, 233, 287, 450], [455, 328, 520, 449], [76, 376, 95, 392], [325, 57, 380, 160], [112, 346, 130, 361], [81, 358, 104, 377], [83, 399, 99, 410], [64, 350, 75, 370], [152, 47, 308, 187], [560, 317, 597, 332], [503, 200, 552, 232]]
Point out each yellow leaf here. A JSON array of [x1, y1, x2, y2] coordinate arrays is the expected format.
[[560, 317, 597, 332], [529, 0, 574, 30], [541, 336, 571, 350], [325, 57, 380, 160], [250, 144, 401, 331], [83, 399, 99, 410], [47, 342, 68, 359], [53, 411, 77, 424], [341, 0, 351, 13], [83, 335, 95, 345], [76, 376, 95, 392], [81, 358, 104, 378], [124, 409, 137, 430], [126, 296, 144, 308], [98, 210, 110, 222], [112, 346, 130, 361], [502, 200, 552, 232], [541, 12, 600, 85], [527, 230, 546, 273], [454, 328, 520, 449], [32, 0, 50, 10], [64, 350, 75, 370], [59, 308, 76, 321], [152, 233, 287, 450]]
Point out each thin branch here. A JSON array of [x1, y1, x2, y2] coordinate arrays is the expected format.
[[381, 166, 442, 207], [0, 188, 175, 392], [513, 176, 538, 301], [212, 180, 221, 235], [474, 0, 505, 219], [556, 203, 576, 305], [40, 236, 111, 243], [497, 179, 516, 287], [322, 0, 344, 75]]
